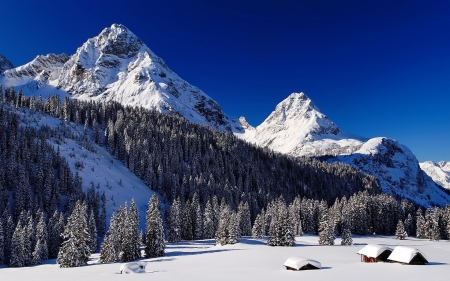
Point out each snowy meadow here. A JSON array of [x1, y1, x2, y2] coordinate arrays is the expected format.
[[2, 235, 449, 281]]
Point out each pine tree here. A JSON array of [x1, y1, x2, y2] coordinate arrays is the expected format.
[[144, 194, 165, 258], [47, 211, 64, 259], [318, 205, 335, 245], [168, 197, 182, 242], [88, 210, 98, 253], [57, 201, 91, 268], [340, 217, 353, 246], [203, 200, 215, 239], [252, 213, 265, 239], [237, 202, 252, 237], [100, 213, 121, 263], [416, 208, 426, 238], [395, 220, 407, 240], [9, 223, 25, 267], [32, 211, 48, 265], [120, 199, 141, 262]]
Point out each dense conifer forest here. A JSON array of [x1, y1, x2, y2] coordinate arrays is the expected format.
[[0, 85, 449, 268]]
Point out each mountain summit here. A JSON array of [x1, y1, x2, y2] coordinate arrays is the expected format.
[[235, 92, 363, 156], [1, 24, 240, 131]]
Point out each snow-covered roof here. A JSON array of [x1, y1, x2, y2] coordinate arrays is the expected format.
[[357, 244, 392, 258], [387, 246, 428, 264], [283, 257, 321, 270]]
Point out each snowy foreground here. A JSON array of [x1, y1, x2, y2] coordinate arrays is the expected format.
[[2, 235, 449, 281]]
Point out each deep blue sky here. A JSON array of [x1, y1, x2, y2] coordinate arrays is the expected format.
[[1, 0, 449, 162]]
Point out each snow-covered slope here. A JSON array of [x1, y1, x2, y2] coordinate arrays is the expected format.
[[235, 92, 364, 157], [0, 54, 14, 74], [420, 161, 450, 190], [328, 138, 449, 206], [1, 53, 69, 91], [16, 108, 154, 229], [237, 93, 450, 206], [1, 24, 240, 131]]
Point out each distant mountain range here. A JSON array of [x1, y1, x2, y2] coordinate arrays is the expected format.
[[1, 23, 448, 206]]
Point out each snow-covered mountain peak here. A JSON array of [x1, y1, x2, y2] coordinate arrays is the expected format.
[[1, 24, 238, 130], [420, 160, 450, 190], [236, 92, 352, 156], [0, 54, 14, 74], [87, 23, 144, 59]]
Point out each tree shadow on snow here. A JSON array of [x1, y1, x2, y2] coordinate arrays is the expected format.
[[238, 238, 267, 245]]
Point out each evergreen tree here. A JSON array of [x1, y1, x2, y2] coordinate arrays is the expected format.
[[47, 211, 64, 259], [340, 217, 353, 246], [144, 194, 165, 258], [395, 220, 407, 240], [202, 200, 215, 239], [168, 197, 182, 243], [237, 202, 252, 237], [416, 208, 426, 239], [88, 210, 98, 253], [57, 201, 91, 268], [100, 213, 121, 263], [318, 204, 335, 245], [9, 223, 25, 267], [32, 212, 48, 265], [252, 213, 265, 239]]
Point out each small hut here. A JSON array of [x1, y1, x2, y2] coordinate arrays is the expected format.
[[357, 244, 392, 263], [387, 246, 428, 265], [283, 257, 321, 270]]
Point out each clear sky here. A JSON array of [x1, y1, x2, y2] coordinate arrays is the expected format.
[[1, 0, 449, 162]]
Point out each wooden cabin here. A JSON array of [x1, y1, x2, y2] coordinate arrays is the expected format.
[[387, 246, 428, 265], [283, 257, 321, 270], [357, 244, 393, 263]]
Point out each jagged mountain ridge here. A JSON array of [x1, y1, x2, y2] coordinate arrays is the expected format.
[[235, 92, 364, 157], [0, 24, 241, 131], [237, 93, 450, 206], [420, 161, 450, 190], [0, 54, 14, 74], [1, 24, 447, 206]]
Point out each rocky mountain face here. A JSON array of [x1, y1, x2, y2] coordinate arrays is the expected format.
[[420, 161, 450, 190], [0, 54, 14, 74], [0, 24, 241, 131], [2, 53, 69, 91], [237, 93, 450, 206]]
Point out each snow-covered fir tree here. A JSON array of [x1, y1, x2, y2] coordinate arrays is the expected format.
[[318, 202, 335, 245], [215, 204, 239, 246], [145, 194, 165, 258], [9, 223, 25, 267], [100, 212, 121, 263], [32, 211, 48, 265], [88, 210, 98, 253], [237, 202, 252, 237], [202, 199, 215, 239], [252, 213, 265, 239], [168, 197, 182, 243], [120, 199, 141, 261], [57, 201, 91, 268], [416, 208, 426, 239], [340, 216, 353, 246], [395, 220, 407, 240], [47, 211, 65, 259]]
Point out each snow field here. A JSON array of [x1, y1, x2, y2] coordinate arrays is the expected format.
[[2, 235, 449, 281]]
